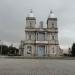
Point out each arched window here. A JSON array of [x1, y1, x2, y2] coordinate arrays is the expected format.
[[30, 22, 32, 28], [52, 35, 54, 40], [29, 34, 31, 40], [27, 46, 32, 51], [27, 32, 31, 40], [27, 46, 32, 54], [38, 32, 45, 41], [52, 47, 55, 53], [52, 23, 54, 28]]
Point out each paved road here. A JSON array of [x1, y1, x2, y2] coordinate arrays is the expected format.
[[0, 59, 75, 75]]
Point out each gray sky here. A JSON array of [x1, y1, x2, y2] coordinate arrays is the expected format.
[[0, 0, 75, 48]]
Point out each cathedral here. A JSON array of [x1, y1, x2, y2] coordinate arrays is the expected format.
[[20, 10, 61, 57]]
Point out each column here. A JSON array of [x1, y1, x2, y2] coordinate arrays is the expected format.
[[36, 32, 38, 41], [45, 32, 47, 41], [45, 45, 47, 56]]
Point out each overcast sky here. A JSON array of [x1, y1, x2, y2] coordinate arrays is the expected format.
[[0, 0, 75, 49]]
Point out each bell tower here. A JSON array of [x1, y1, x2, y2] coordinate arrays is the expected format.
[[25, 10, 36, 28], [47, 10, 57, 28], [47, 10, 59, 56], [24, 10, 36, 56]]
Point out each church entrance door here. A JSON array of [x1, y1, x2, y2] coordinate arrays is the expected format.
[[37, 46, 45, 56]]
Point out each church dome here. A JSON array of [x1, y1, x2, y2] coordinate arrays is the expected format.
[[28, 9, 34, 17], [48, 10, 56, 18]]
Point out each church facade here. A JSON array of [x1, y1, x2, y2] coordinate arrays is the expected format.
[[23, 10, 60, 57]]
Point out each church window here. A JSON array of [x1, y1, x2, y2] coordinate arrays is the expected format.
[[27, 46, 32, 54], [52, 23, 54, 28], [28, 33, 31, 40], [52, 35, 54, 40], [52, 47, 55, 53], [27, 46, 32, 51], [30, 22, 32, 27], [29, 34, 31, 40], [29, 21, 33, 28], [38, 32, 45, 41]]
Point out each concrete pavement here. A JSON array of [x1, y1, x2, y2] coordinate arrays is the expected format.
[[0, 59, 75, 75]]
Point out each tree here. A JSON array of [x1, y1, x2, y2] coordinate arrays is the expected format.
[[71, 43, 75, 56], [8, 45, 19, 56], [0, 44, 19, 56], [0, 45, 9, 55]]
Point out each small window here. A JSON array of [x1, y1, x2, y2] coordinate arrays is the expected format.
[[38, 32, 45, 41], [30, 22, 33, 28], [28, 32, 31, 40], [29, 34, 31, 40], [52, 23, 54, 28], [30, 22, 32, 27], [52, 35, 54, 40], [52, 47, 55, 53]]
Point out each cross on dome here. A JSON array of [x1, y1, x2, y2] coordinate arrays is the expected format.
[[28, 9, 34, 17], [30, 9, 33, 13], [48, 10, 56, 18], [50, 10, 53, 14]]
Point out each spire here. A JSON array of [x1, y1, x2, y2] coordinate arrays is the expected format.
[[28, 9, 34, 17], [48, 10, 56, 18]]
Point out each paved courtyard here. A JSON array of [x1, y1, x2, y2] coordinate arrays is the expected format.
[[0, 59, 75, 75]]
